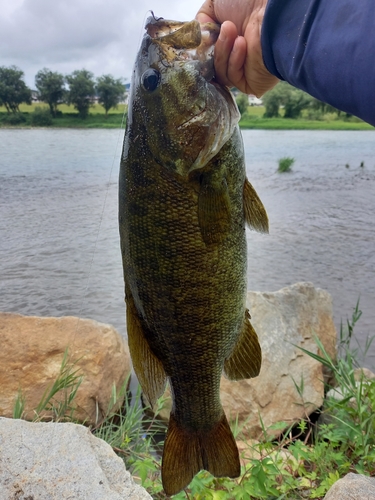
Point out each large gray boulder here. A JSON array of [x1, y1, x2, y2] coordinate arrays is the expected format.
[[0, 417, 151, 499], [0, 313, 131, 425], [221, 282, 337, 438], [323, 473, 375, 499]]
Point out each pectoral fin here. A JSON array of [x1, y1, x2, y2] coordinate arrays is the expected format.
[[198, 174, 231, 245], [126, 293, 167, 407], [224, 309, 262, 380], [243, 177, 269, 233]]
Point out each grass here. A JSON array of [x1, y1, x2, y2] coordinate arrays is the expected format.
[[240, 116, 374, 130], [11, 302, 375, 499], [278, 157, 295, 173], [239, 106, 374, 130], [0, 102, 127, 129], [1, 102, 127, 115], [1, 103, 373, 130], [13, 348, 83, 421]]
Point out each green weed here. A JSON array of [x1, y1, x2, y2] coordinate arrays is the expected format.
[[1, 112, 27, 125], [13, 389, 26, 419], [31, 107, 53, 127], [13, 348, 83, 422], [278, 157, 295, 173], [94, 381, 167, 469]]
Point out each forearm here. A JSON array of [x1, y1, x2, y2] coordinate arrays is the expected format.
[[261, 0, 375, 125]]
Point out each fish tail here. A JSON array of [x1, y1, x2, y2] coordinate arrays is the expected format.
[[161, 412, 240, 496]]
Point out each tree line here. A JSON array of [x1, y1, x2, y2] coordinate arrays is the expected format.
[[235, 82, 344, 121], [1, 65, 345, 123], [0, 66, 126, 119], [261, 81, 344, 120]]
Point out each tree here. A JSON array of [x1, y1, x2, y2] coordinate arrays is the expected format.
[[262, 82, 313, 118], [0, 66, 31, 113], [65, 69, 95, 119], [96, 75, 126, 116], [262, 83, 287, 117], [35, 68, 65, 117], [283, 88, 312, 118], [310, 97, 342, 117], [235, 92, 249, 117]]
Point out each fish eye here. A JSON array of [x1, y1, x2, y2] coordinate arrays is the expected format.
[[141, 69, 161, 92]]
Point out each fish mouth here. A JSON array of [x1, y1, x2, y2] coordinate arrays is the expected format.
[[145, 15, 219, 74], [146, 14, 201, 48]]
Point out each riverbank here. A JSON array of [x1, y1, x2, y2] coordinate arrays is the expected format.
[[1, 103, 373, 130], [240, 116, 374, 130]]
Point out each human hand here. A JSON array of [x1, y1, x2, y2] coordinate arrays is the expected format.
[[196, 0, 279, 96]]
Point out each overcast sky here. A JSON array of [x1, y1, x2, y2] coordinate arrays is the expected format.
[[0, 0, 205, 88]]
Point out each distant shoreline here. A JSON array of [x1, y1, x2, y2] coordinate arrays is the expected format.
[[1, 120, 373, 131], [0, 103, 373, 131], [1, 121, 373, 131]]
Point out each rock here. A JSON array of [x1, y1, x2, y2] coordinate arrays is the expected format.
[[157, 283, 337, 439], [221, 282, 337, 439], [354, 367, 375, 380], [0, 417, 151, 499], [323, 473, 375, 500], [0, 313, 131, 425]]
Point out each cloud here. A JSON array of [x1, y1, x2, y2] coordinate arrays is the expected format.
[[0, 0, 204, 87]]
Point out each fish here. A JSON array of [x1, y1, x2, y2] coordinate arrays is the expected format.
[[119, 14, 269, 496]]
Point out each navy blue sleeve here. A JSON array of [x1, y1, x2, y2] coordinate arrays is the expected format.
[[261, 0, 375, 126]]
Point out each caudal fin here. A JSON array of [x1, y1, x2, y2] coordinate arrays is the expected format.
[[161, 412, 240, 496]]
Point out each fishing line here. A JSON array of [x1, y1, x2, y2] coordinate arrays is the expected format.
[[73, 12, 147, 334], [75, 13, 147, 326], [71, 12, 146, 409], [136, 10, 153, 49], [72, 108, 127, 342]]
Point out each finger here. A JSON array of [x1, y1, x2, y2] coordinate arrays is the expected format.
[[214, 21, 239, 86], [196, 0, 217, 24], [226, 36, 247, 90]]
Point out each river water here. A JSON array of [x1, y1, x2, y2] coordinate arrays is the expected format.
[[1, 128, 374, 367]]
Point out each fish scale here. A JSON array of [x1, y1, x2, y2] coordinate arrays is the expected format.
[[119, 15, 268, 496]]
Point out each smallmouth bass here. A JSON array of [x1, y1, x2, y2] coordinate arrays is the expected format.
[[119, 14, 268, 496]]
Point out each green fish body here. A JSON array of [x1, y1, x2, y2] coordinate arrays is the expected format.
[[119, 15, 268, 496]]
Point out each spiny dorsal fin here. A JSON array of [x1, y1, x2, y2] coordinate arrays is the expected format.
[[224, 309, 262, 380], [126, 293, 167, 408], [162, 412, 240, 496], [243, 177, 269, 233], [198, 174, 231, 246]]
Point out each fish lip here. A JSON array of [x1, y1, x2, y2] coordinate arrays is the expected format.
[[145, 16, 219, 56], [146, 17, 201, 46]]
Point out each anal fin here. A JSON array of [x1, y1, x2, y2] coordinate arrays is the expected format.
[[243, 177, 269, 233], [224, 309, 262, 380], [162, 412, 240, 496], [126, 293, 167, 408]]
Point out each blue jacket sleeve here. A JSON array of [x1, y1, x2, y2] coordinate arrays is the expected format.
[[261, 0, 375, 126]]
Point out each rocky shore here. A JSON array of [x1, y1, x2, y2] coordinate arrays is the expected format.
[[0, 282, 374, 499]]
